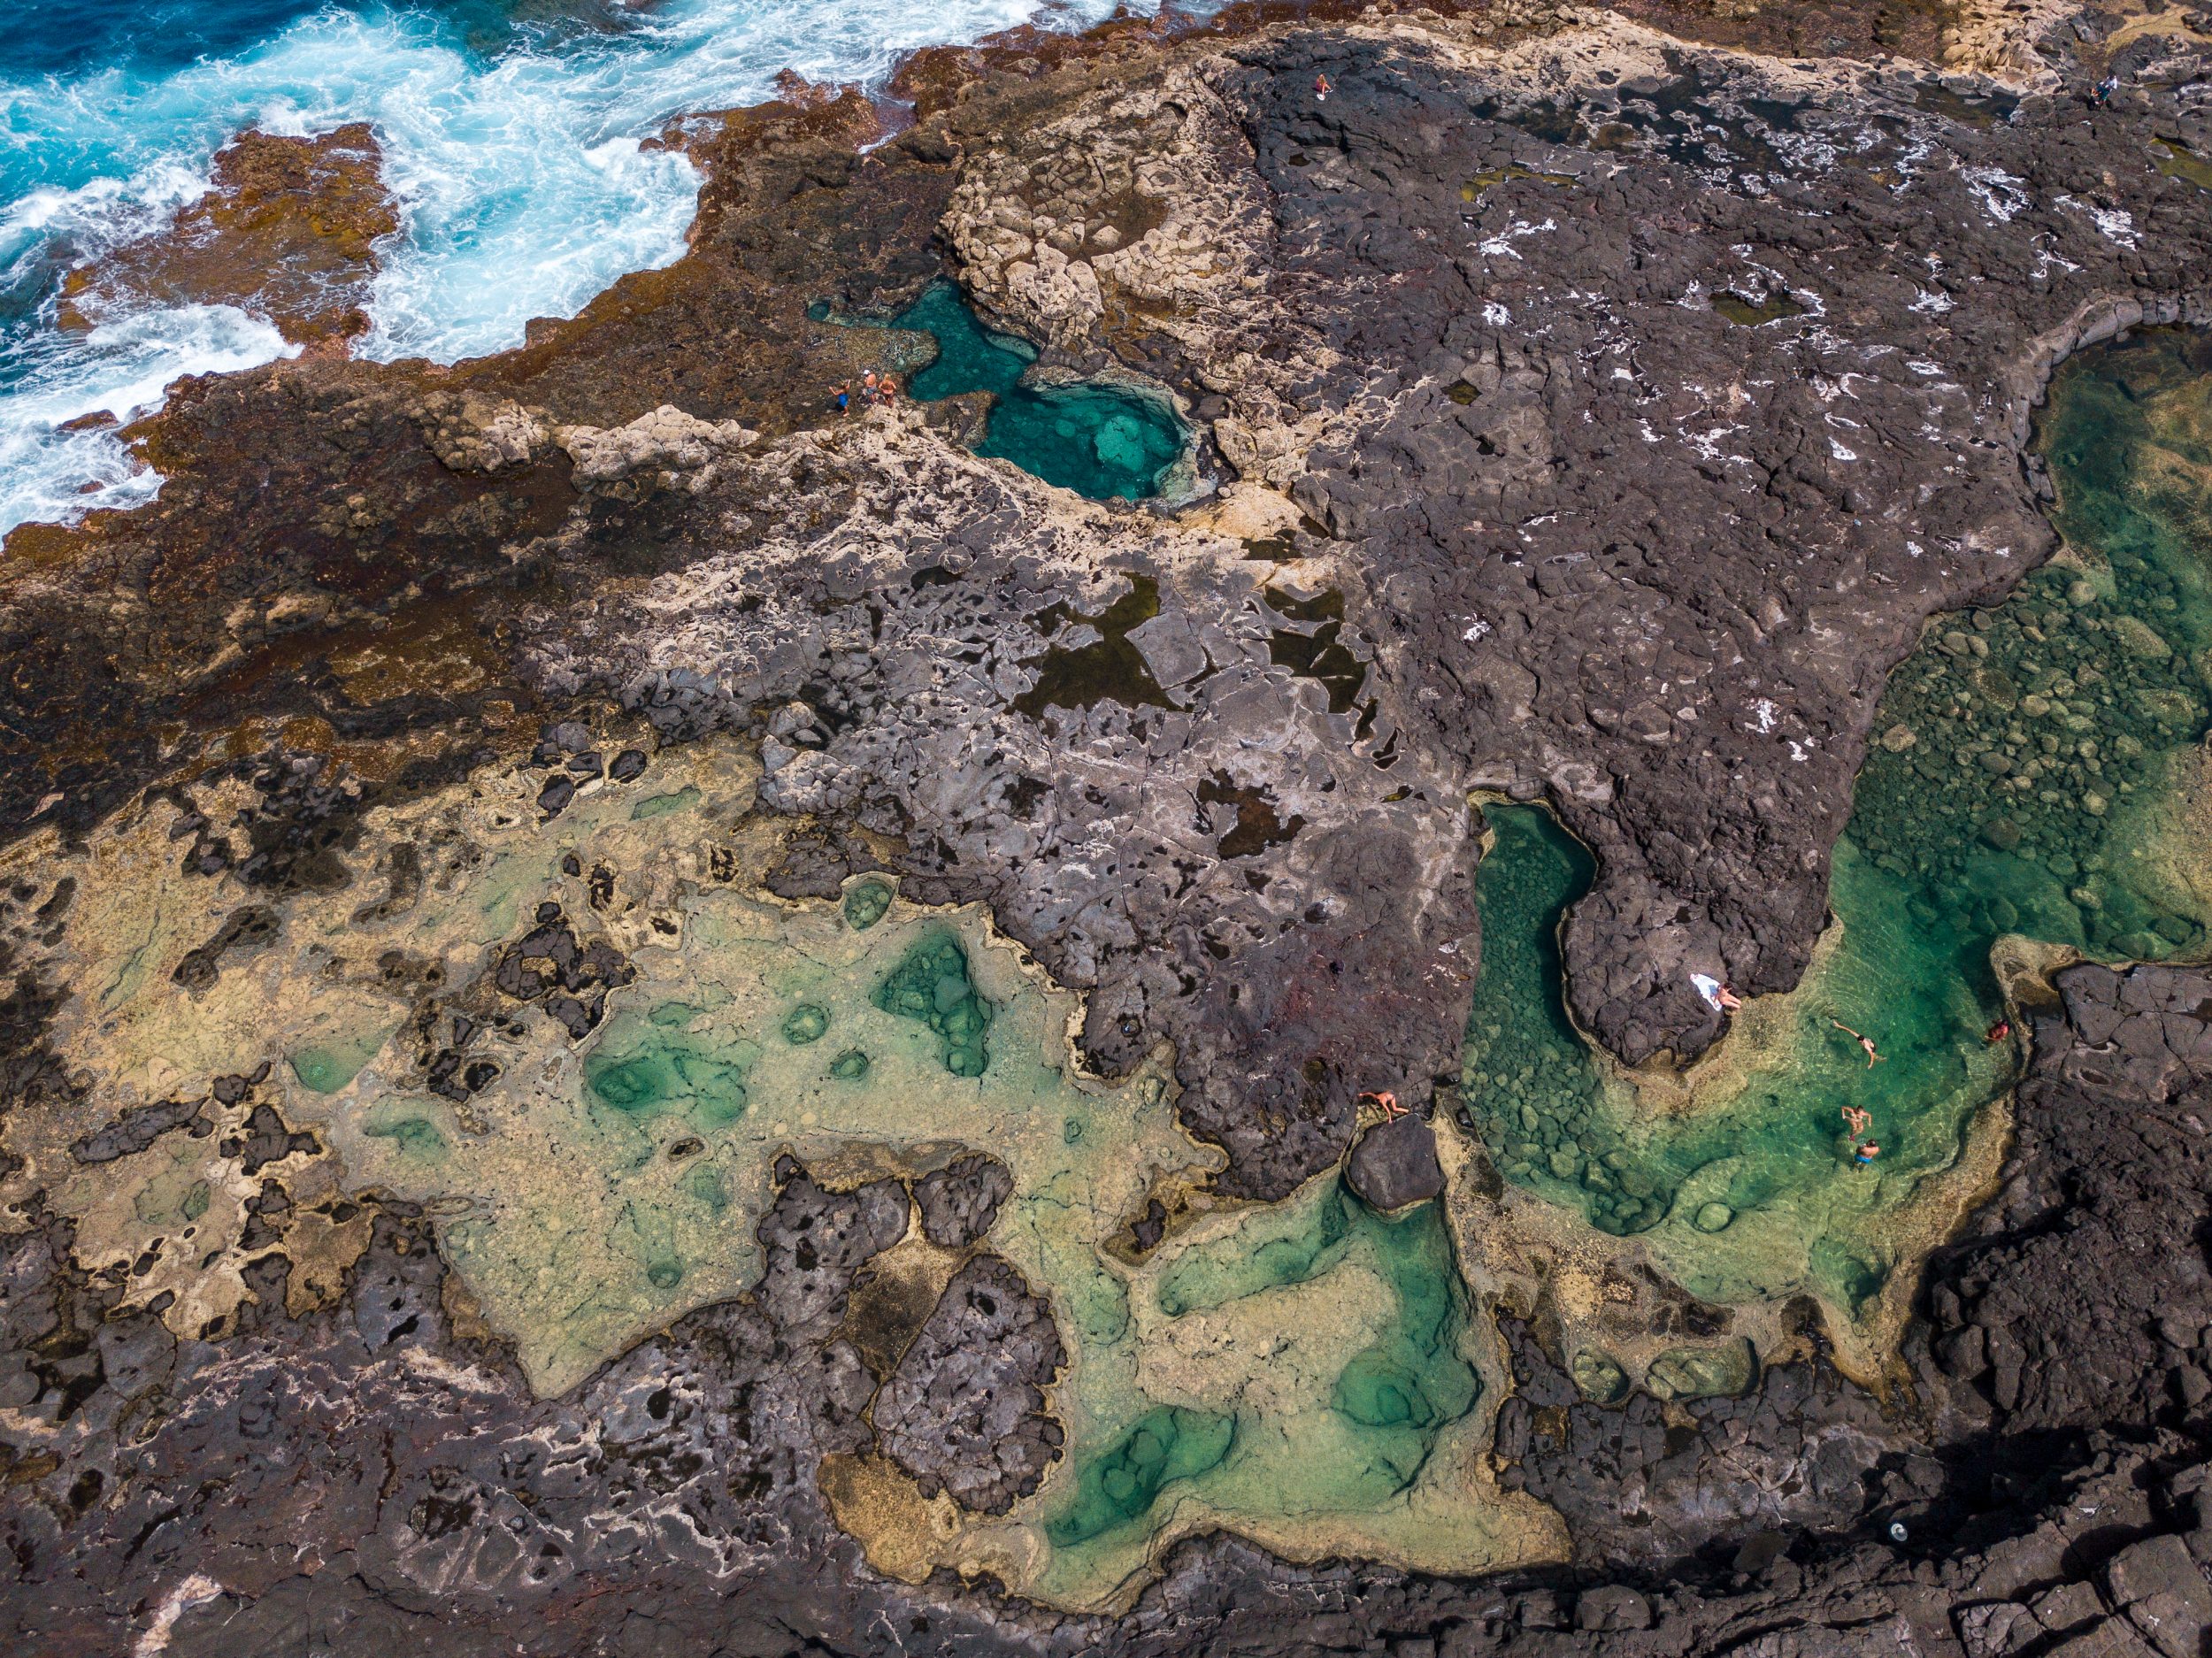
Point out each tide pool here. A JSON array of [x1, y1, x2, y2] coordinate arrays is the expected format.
[[1459, 327, 2212, 1369], [834, 281, 1188, 500], [0, 0, 1178, 533]]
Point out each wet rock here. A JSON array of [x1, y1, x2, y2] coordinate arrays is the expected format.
[[55, 124, 396, 350]]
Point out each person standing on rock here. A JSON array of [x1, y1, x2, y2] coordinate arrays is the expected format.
[[1852, 1140, 1882, 1168], [1358, 1089, 1409, 1121]]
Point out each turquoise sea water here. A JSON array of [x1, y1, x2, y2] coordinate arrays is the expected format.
[[1461, 328, 2212, 1321], [0, 0, 1173, 533], [890, 283, 1186, 500]]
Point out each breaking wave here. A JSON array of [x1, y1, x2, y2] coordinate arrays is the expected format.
[[0, 0, 1150, 533]]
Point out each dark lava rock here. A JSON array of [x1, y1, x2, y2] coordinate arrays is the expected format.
[[171, 903, 280, 992], [1921, 960, 2212, 1440], [218, 1102, 320, 1177], [872, 1255, 1066, 1513], [1493, 1316, 1894, 1563], [70, 1094, 213, 1163], [755, 1156, 910, 1337], [914, 1151, 1014, 1247], [1344, 1113, 1445, 1211]]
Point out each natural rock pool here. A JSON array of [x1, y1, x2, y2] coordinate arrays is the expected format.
[[1460, 326, 2212, 1373], [2, 322, 2203, 1611], [4, 733, 1550, 1614], [829, 281, 1187, 502]]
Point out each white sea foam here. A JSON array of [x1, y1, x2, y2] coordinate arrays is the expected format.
[[0, 0, 1157, 533], [0, 304, 300, 532]]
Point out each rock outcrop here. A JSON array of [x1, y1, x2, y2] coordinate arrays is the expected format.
[[57, 124, 397, 352], [3, 0, 2211, 1652]]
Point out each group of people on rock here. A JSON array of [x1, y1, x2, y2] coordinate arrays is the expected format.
[[832, 369, 901, 413]]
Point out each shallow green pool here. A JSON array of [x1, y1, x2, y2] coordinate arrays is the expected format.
[[849, 282, 1187, 502], [1462, 327, 2212, 1319]]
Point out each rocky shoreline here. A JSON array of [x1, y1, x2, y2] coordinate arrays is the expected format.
[[4, 0, 2212, 1650]]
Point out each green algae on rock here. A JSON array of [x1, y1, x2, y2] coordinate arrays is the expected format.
[[0, 731, 1558, 1611]]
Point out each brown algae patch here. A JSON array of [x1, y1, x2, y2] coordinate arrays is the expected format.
[[0, 732, 1557, 1611]]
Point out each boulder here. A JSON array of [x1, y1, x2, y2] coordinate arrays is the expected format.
[[1345, 1113, 1444, 1211]]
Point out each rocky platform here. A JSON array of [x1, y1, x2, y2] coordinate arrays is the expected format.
[[3, 0, 2212, 1650]]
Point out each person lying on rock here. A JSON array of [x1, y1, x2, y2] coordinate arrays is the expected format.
[[1691, 971, 1742, 1014]]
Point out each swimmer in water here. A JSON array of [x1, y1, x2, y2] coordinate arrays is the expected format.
[[1852, 1140, 1882, 1168], [1841, 1104, 1870, 1137], [1831, 1018, 1884, 1068]]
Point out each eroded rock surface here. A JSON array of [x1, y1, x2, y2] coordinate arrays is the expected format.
[[873, 1254, 1067, 1512], [3, 0, 2212, 1651]]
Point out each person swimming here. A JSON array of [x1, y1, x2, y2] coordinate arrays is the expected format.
[[1831, 1018, 1883, 1068]]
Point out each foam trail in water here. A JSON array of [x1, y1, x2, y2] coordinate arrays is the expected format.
[[0, 0, 1152, 534], [0, 306, 299, 533]]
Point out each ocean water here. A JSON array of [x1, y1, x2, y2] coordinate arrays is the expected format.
[[0, 0, 1155, 535]]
